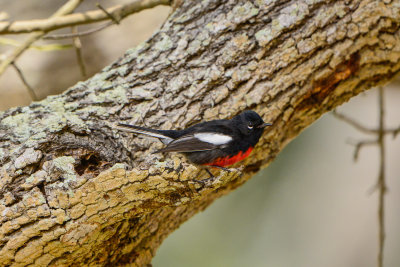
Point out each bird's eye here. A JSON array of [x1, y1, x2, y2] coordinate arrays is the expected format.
[[248, 124, 253, 129]]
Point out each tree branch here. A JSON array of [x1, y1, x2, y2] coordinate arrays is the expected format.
[[333, 110, 400, 136], [334, 86, 392, 267], [0, 0, 84, 76], [0, 0, 170, 78], [348, 139, 378, 161], [71, 26, 87, 78], [96, 3, 121, 24], [0, 0, 170, 34], [11, 62, 38, 101], [43, 22, 113, 40], [377, 87, 386, 267], [0, 0, 399, 265], [332, 110, 376, 135]]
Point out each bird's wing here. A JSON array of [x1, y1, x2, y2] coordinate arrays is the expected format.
[[157, 132, 233, 153]]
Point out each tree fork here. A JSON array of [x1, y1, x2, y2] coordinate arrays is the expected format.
[[0, 0, 399, 266]]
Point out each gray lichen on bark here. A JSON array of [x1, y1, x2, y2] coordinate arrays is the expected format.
[[1, 0, 400, 266]]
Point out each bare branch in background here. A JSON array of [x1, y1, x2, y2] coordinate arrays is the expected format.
[[0, 0, 170, 34], [43, 22, 113, 40], [333, 86, 395, 267], [0, 0, 171, 81], [11, 62, 38, 101], [0, 0, 84, 76], [377, 87, 386, 267], [0, 37, 72, 50], [391, 127, 400, 138], [0, 12, 9, 21], [71, 26, 87, 78], [332, 110, 376, 135], [348, 139, 377, 161], [333, 110, 400, 136], [96, 3, 120, 24]]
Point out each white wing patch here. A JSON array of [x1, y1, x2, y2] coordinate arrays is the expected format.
[[194, 132, 232, 145]]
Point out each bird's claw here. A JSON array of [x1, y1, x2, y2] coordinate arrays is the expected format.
[[212, 166, 242, 173], [193, 176, 215, 184], [193, 168, 216, 184], [193, 166, 242, 184]]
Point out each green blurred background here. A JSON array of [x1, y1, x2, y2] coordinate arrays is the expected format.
[[1, 1, 399, 266]]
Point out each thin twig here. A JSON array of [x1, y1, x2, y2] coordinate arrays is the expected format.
[[0, 37, 73, 50], [391, 127, 400, 138], [0, 0, 170, 34], [332, 110, 376, 135], [333, 110, 400, 136], [349, 139, 377, 161], [0, 0, 84, 76], [11, 62, 38, 101], [96, 3, 120, 24], [43, 22, 113, 40], [332, 86, 393, 267], [0, 0, 169, 78], [377, 86, 386, 267], [71, 26, 87, 78]]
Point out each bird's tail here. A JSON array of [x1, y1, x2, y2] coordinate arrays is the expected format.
[[115, 123, 174, 144]]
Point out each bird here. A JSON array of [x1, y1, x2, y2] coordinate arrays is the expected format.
[[116, 110, 271, 178]]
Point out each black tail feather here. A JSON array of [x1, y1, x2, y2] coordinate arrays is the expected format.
[[115, 123, 174, 144]]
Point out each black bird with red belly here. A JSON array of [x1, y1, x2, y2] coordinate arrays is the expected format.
[[116, 110, 271, 168]]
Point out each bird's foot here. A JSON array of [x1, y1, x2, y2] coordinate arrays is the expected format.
[[211, 166, 242, 174], [193, 166, 242, 184], [193, 168, 215, 184]]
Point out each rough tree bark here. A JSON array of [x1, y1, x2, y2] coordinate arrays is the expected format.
[[0, 0, 399, 266]]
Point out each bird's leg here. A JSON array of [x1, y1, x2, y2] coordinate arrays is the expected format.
[[204, 168, 216, 181], [211, 166, 231, 172], [193, 166, 242, 184], [210, 165, 242, 173], [211, 165, 243, 177], [193, 168, 216, 184]]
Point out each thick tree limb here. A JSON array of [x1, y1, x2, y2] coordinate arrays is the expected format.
[[0, 0, 400, 266]]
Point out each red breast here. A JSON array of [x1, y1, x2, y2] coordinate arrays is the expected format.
[[203, 147, 253, 167]]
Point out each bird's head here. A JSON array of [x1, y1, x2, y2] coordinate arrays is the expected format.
[[234, 110, 272, 136]]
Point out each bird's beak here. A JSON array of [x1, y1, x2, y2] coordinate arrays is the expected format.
[[257, 122, 272, 128]]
